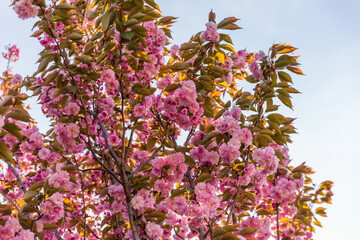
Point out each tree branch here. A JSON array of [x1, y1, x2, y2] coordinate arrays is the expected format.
[[7, 162, 26, 192]]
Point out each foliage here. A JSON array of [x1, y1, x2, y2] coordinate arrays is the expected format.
[[0, 0, 333, 239]]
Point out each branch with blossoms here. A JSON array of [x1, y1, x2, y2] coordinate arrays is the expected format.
[[0, 0, 334, 240]]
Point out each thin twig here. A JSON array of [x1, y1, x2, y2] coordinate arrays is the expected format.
[[130, 140, 165, 178], [276, 203, 280, 240], [7, 162, 26, 192]]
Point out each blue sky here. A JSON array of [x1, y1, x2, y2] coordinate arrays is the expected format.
[[1, 0, 360, 239]]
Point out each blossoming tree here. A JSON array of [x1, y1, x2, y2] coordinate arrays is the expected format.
[[0, 0, 333, 239]]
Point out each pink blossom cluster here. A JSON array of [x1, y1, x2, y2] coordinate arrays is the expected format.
[[99, 69, 119, 96], [38, 193, 65, 230], [0, 218, 34, 240], [151, 153, 187, 195], [232, 49, 247, 69], [195, 182, 221, 219], [268, 177, 304, 203], [252, 146, 279, 174], [54, 123, 84, 153], [131, 189, 156, 213], [215, 106, 253, 163], [2, 44, 20, 62], [13, 0, 38, 20], [240, 216, 271, 240], [203, 22, 220, 42], [160, 80, 203, 130], [249, 51, 266, 80], [190, 145, 219, 166], [19, 127, 43, 154]]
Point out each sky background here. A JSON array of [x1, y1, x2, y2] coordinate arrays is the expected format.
[[1, 0, 360, 239]]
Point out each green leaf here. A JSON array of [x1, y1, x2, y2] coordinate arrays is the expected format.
[[87, 11, 98, 21], [3, 122, 22, 140], [179, 43, 199, 50], [245, 75, 259, 83], [276, 89, 290, 97], [217, 17, 240, 29], [145, 0, 160, 10], [185, 155, 195, 165], [36, 56, 52, 73], [0, 142, 14, 163], [159, 16, 177, 25], [219, 33, 233, 44], [6, 109, 31, 122], [268, 120, 281, 134], [99, 187, 108, 198], [67, 33, 83, 41], [217, 168, 230, 179], [243, 192, 255, 202], [75, 55, 92, 64], [69, 219, 80, 228], [43, 223, 59, 230], [23, 191, 37, 203], [170, 62, 189, 71], [195, 174, 213, 184], [164, 83, 180, 92], [277, 95, 293, 109], [146, 137, 157, 151], [29, 182, 44, 191], [146, 211, 167, 219], [278, 71, 292, 83], [121, 31, 135, 41], [287, 66, 305, 75], [55, 3, 74, 10], [21, 204, 39, 214], [132, 51, 151, 62], [170, 188, 187, 199], [213, 228, 227, 238], [220, 44, 235, 53], [132, 83, 156, 96], [239, 227, 258, 236], [275, 59, 291, 68], [256, 209, 272, 216]]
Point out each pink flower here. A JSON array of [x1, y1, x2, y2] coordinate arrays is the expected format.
[[50, 192, 64, 206], [255, 50, 266, 61], [64, 102, 80, 115], [108, 132, 121, 147], [12, 74, 22, 85], [65, 123, 80, 138], [3, 45, 20, 62], [48, 170, 70, 189], [171, 44, 179, 57], [13, 0, 38, 20], [108, 184, 125, 201], [203, 22, 220, 42], [18, 229, 35, 240], [132, 150, 148, 162], [231, 106, 242, 121], [205, 151, 219, 165], [100, 69, 115, 82], [133, 104, 146, 117], [219, 143, 240, 163], [131, 195, 145, 211], [249, 61, 264, 80], [29, 131, 43, 148], [38, 147, 50, 161], [0, 115, 4, 130], [157, 74, 172, 90], [146, 222, 163, 239]]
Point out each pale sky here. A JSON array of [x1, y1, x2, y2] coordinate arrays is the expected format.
[[1, 0, 360, 239]]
